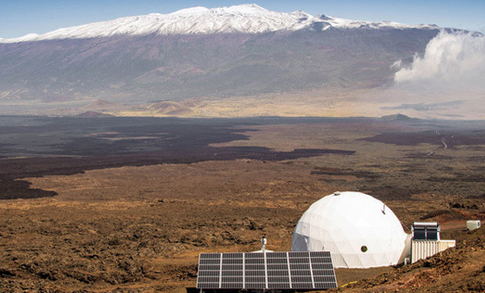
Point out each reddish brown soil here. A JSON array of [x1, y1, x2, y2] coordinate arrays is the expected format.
[[1, 117, 485, 292], [339, 227, 485, 292]]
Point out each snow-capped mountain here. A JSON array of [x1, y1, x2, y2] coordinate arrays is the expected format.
[[1, 4, 437, 43], [0, 4, 446, 117]]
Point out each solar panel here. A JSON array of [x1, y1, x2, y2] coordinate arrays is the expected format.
[[196, 251, 337, 290]]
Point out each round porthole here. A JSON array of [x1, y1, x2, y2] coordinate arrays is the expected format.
[[361, 245, 368, 253]]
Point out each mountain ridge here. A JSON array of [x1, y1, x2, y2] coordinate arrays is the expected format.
[[0, 4, 438, 43]]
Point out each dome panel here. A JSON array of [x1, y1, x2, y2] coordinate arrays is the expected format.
[[291, 191, 408, 268]]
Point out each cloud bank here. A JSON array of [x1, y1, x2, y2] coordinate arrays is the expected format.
[[381, 31, 485, 118], [394, 31, 485, 91]]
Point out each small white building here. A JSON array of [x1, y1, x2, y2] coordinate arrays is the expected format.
[[410, 222, 455, 263], [467, 220, 481, 231]]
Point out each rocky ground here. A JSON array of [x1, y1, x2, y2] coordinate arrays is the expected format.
[[340, 227, 485, 292], [0, 116, 484, 292]]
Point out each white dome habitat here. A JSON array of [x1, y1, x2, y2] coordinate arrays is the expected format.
[[291, 191, 409, 268]]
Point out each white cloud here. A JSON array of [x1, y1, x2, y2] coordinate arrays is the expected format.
[[365, 31, 485, 119], [394, 31, 485, 89]]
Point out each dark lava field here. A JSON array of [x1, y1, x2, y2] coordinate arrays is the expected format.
[[1, 115, 485, 292]]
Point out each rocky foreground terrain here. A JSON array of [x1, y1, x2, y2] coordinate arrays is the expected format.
[[0, 116, 484, 292], [342, 226, 485, 292]]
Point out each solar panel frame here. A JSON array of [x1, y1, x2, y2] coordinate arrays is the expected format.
[[196, 251, 337, 290]]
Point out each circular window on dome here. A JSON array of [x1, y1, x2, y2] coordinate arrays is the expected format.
[[361, 245, 368, 253]]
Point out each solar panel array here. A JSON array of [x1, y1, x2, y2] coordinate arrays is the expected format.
[[197, 251, 337, 290]]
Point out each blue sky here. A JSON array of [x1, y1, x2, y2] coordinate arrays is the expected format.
[[1, 0, 484, 39]]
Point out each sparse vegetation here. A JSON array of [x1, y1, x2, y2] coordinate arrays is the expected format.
[[0, 116, 485, 292]]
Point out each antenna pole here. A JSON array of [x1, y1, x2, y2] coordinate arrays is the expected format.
[[261, 234, 267, 251]]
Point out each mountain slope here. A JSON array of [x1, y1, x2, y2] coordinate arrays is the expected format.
[[0, 4, 441, 116], [342, 227, 485, 292]]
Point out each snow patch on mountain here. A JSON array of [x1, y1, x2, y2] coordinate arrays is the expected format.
[[0, 4, 438, 43]]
